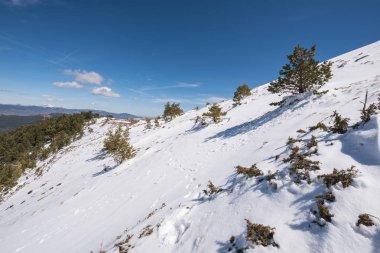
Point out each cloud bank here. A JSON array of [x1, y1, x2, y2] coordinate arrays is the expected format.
[[92, 87, 120, 97], [53, 81, 83, 89], [64, 69, 103, 85]]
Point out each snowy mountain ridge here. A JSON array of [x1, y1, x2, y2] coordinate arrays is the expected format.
[[1, 40, 380, 253]]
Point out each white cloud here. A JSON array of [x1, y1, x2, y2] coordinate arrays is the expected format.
[[64, 69, 103, 85], [92, 86, 120, 97], [53, 81, 83, 89]]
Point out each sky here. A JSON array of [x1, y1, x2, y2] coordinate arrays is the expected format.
[[0, 0, 379, 116]]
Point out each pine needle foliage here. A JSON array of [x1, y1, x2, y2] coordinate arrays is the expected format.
[[318, 166, 358, 188], [245, 219, 279, 248], [283, 146, 320, 184], [361, 104, 377, 123], [202, 103, 227, 123], [233, 83, 251, 106], [356, 214, 375, 227], [308, 122, 329, 132], [268, 44, 332, 94], [317, 199, 334, 223], [203, 180, 222, 196], [162, 102, 184, 121], [330, 111, 349, 134], [104, 126, 136, 164], [235, 164, 263, 178]]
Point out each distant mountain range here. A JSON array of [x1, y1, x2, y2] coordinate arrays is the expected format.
[[0, 104, 140, 119]]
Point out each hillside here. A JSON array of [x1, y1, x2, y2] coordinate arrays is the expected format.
[[0, 41, 380, 253], [0, 115, 45, 133]]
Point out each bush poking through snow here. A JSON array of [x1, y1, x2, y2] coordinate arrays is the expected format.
[[269, 99, 286, 107], [312, 89, 329, 96], [235, 164, 263, 178], [316, 199, 334, 224], [297, 129, 307, 133], [283, 146, 320, 184], [103, 126, 136, 164], [308, 122, 329, 132], [306, 135, 318, 149], [265, 170, 278, 182], [286, 137, 302, 145], [330, 111, 350, 134], [203, 180, 223, 196], [245, 219, 279, 248], [360, 90, 378, 123], [361, 104, 377, 123], [318, 166, 358, 188], [202, 103, 227, 123], [356, 214, 375, 227], [316, 191, 336, 202], [138, 225, 154, 238], [233, 83, 251, 106]]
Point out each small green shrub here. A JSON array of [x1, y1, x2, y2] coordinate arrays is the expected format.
[[287, 137, 302, 145], [269, 99, 286, 107], [138, 225, 154, 238], [283, 146, 320, 184], [330, 111, 349, 134], [203, 180, 222, 196], [233, 83, 251, 106], [245, 219, 279, 248], [356, 214, 375, 227], [317, 199, 334, 223], [308, 122, 328, 132], [265, 170, 278, 182], [313, 89, 329, 96], [318, 166, 358, 188], [103, 126, 136, 164], [306, 135, 318, 149], [316, 191, 336, 202], [235, 164, 263, 178], [202, 103, 227, 123], [361, 103, 377, 123]]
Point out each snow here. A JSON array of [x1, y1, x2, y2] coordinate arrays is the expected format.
[[1, 40, 380, 253]]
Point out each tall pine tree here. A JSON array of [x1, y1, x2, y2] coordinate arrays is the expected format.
[[268, 44, 332, 94]]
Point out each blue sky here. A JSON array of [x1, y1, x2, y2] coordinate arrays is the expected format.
[[0, 0, 379, 116]]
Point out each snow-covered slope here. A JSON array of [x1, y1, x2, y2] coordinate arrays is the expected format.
[[1, 41, 380, 253]]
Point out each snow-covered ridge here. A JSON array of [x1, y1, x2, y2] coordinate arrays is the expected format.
[[1, 40, 380, 253]]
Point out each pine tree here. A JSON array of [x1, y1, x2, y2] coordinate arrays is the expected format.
[[103, 126, 135, 164], [268, 44, 332, 94], [202, 103, 227, 123], [162, 102, 184, 121], [233, 83, 251, 106]]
